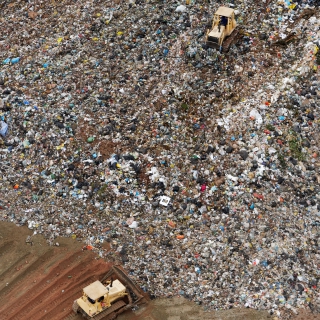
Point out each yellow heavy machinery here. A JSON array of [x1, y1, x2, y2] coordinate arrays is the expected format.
[[205, 6, 238, 52], [73, 266, 147, 320]]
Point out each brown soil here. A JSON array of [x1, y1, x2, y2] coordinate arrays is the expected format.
[[0, 221, 112, 320], [0, 221, 319, 320], [75, 116, 118, 160]]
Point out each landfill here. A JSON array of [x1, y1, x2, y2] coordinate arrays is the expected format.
[[0, 0, 320, 319]]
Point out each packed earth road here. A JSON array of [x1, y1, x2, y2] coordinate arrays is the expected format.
[[0, 0, 320, 319]]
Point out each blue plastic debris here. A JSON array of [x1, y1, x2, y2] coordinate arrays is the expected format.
[[0, 121, 8, 137], [11, 57, 20, 64]]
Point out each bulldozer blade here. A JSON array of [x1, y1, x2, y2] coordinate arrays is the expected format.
[[222, 28, 241, 52]]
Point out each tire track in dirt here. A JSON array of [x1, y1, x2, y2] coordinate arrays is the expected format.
[[0, 249, 55, 319], [4, 251, 93, 319], [1, 242, 112, 320], [20, 263, 103, 319], [5, 251, 77, 302], [0, 249, 55, 299], [0, 241, 15, 256], [0, 252, 32, 291], [38, 261, 110, 320], [0, 240, 20, 285]]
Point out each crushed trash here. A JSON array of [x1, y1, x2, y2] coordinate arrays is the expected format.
[[0, 0, 319, 318]]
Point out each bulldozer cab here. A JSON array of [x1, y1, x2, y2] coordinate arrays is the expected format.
[[212, 7, 236, 34], [75, 279, 127, 318], [206, 7, 237, 50], [83, 280, 110, 303]]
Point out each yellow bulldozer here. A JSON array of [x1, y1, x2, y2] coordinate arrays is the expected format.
[[205, 6, 239, 52], [73, 266, 147, 320]]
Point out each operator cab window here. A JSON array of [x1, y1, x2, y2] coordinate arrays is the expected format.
[[88, 297, 95, 304], [220, 16, 228, 26]]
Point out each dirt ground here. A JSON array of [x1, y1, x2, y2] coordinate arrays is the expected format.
[[0, 221, 318, 320], [0, 221, 112, 320]]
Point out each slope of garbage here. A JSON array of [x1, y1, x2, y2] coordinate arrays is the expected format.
[[0, 0, 319, 319]]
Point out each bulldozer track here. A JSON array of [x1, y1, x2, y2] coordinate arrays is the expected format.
[[67, 300, 127, 320], [90, 300, 127, 320]]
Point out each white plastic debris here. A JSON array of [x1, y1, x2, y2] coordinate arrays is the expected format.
[[159, 196, 170, 206], [249, 109, 263, 126], [28, 221, 35, 229], [148, 167, 160, 182], [251, 258, 260, 266], [128, 221, 138, 229], [268, 147, 277, 154], [175, 5, 187, 12]]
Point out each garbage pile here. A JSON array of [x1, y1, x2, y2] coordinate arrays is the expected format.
[[0, 0, 320, 318]]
